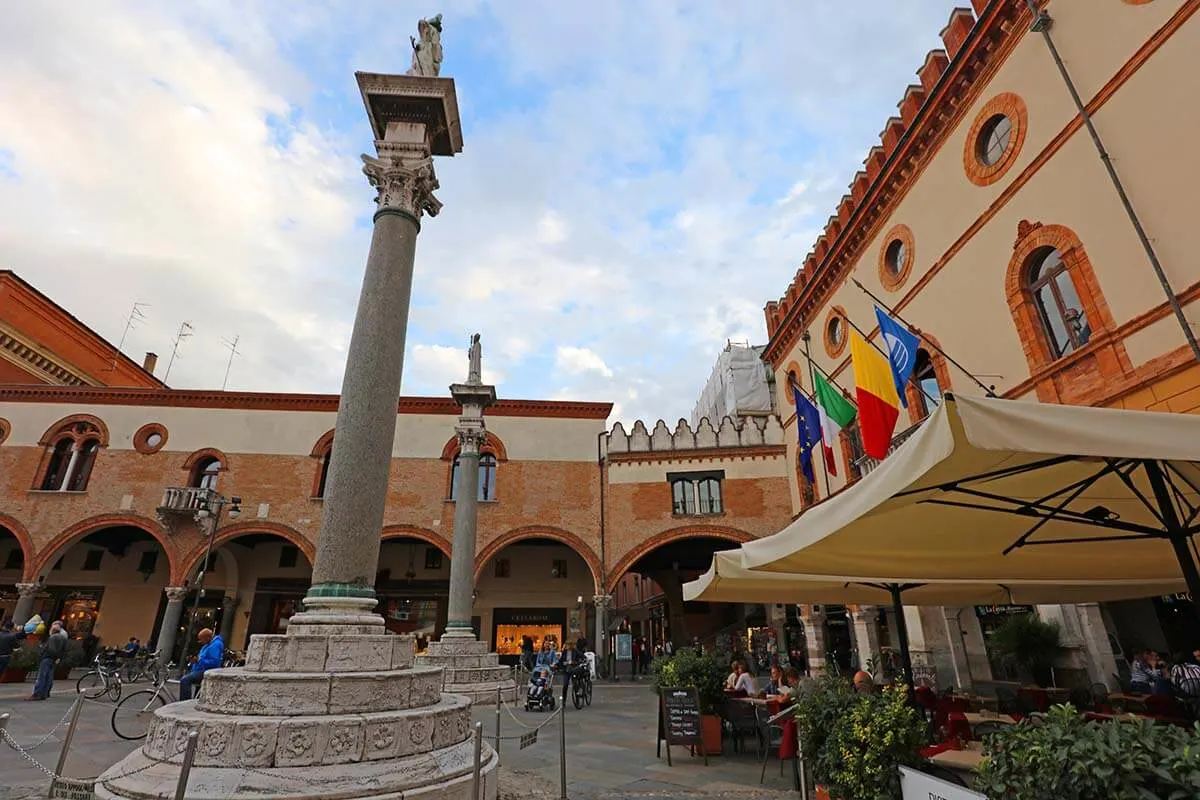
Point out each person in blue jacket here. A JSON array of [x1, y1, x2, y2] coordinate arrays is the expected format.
[[179, 628, 223, 701]]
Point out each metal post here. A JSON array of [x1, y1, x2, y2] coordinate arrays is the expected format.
[[889, 584, 917, 700], [494, 686, 502, 757], [471, 722, 484, 800], [53, 690, 86, 779], [174, 730, 199, 800], [559, 706, 567, 800]]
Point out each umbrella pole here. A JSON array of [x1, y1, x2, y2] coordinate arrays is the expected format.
[[888, 584, 917, 700], [1145, 460, 1200, 623]]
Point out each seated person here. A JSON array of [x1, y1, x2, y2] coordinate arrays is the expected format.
[[763, 664, 785, 697], [1130, 649, 1172, 695], [123, 637, 140, 657], [178, 628, 223, 702], [726, 659, 757, 696], [852, 670, 875, 695]]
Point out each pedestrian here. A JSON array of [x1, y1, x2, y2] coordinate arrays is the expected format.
[[520, 635, 534, 673], [29, 620, 68, 701], [631, 636, 642, 676], [0, 620, 20, 674], [179, 628, 224, 701], [663, 639, 674, 657]]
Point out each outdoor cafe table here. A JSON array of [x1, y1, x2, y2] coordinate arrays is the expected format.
[[963, 711, 1017, 732], [927, 741, 986, 777]]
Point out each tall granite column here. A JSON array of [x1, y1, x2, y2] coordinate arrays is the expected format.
[[292, 102, 448, 632], [444, 339, 495, 637], [11, 582, 39, 628], [154, 586, 188, 665]]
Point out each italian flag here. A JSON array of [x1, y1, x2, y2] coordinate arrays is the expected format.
[[812, 371, 856, 476]]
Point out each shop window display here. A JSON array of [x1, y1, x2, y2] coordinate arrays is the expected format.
[[495, 625, 562, 657]]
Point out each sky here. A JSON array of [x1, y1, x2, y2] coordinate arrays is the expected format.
[[0, 1, 957, 425]]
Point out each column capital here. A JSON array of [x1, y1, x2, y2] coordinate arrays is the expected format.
[[592, 594, 613, 607], [455, 423, 488, 455], [362, 152, 442, 220], [164, 586, 189, 603], [15, 582, 40, 598]]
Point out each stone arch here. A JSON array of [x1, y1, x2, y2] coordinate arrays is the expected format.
[[32, 513, 178, 581], [0, 513, 37, 581], [181, 447, 231, 474], [1005, 220, 1128, 401], [381, 525, 452, 557], [176, 520, 314, 584], [37, 413, 110, 447], [310, 430, 335, 458], [310, 430, 335, 498], [439, 432, 508, 462], [474, 526, 602, 593], [606, 525, 754, 594]]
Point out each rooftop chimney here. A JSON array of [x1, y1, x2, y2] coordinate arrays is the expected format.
[[143, 352, 158, 375]]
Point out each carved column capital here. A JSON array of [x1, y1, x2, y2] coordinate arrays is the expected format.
[[361, 153, 443, 220], [15, 582, 40, 598], [163, 586, 189, 604], [592, 594, 613, 607], [455, 423, 488, 456]]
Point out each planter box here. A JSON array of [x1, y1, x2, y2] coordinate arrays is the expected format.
[[814, 787, 832, 800], [0, 668, 29, 684], [701, 713, 722, 755]]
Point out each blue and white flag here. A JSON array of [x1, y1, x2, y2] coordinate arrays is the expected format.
[[874, 306, 921, 409]]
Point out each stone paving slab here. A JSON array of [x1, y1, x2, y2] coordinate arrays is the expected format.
[[0, 679, 800, 799]]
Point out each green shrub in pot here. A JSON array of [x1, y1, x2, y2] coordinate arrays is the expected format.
[[649, 647, 726, 714], [975, 704, 1200, 799]]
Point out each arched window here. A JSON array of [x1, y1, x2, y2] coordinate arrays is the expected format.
[[450, 453, 498, 501], [1027, 247, 1092, 358], [912, 348, 943, 420], [37, 419, 105, 491], [191, 457, 222, 490], [316, 448, 333, 498]]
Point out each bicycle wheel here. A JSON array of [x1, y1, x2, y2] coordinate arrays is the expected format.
[[121, 661, 138, 684], [112, 690, 167, 740], [584, 678, 593, 706], [76, 671, 108, 700], [572, 682, 583, 709], [106, 675, 123, 702], [144, 660, 161, 686]]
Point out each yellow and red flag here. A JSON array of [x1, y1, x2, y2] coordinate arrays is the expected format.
[[850, 330, 901, 459]]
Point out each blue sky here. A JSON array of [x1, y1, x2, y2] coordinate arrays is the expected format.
[[0, 0, 956, 424]]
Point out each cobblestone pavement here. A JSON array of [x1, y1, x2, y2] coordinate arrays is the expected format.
[[0, 675, 799, 799]]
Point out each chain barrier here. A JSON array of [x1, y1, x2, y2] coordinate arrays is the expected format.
[[498, 697, 564, 733], [4, 701, 77, 749], [0, 726, 159, 785]]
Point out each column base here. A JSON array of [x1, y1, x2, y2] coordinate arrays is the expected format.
[[287, 593, 386, 636], [415, 637, 517, 706]]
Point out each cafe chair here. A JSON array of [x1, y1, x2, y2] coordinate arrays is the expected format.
[[722, 698, 762, 755], [755, 705, 791, 783], [1068, 686, 1094, 712]]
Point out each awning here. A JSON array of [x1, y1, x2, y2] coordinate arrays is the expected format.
[[684, 551, 1184, 605], [740, 394, 1200, 597]]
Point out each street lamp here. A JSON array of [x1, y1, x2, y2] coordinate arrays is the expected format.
[[179, 494, 241, 666]]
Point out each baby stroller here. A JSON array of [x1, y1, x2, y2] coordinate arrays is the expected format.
[[525, 667, 557, 711]]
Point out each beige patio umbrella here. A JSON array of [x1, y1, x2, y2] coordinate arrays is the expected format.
[[741, 394, 1200, 598]]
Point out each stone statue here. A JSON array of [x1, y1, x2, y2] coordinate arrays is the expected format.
[[406, 14, 443, 77], [467, 333, 482, 384]]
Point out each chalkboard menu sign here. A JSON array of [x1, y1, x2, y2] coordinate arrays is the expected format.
[[656, 687, 707, 766]]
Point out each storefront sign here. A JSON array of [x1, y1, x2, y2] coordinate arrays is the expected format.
[[899, 767, 986, 799], [974, 604, 1034, 618], [615, 633, 632, 661]]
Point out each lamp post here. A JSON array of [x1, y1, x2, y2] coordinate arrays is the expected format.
[[177, 494, 241, 667]]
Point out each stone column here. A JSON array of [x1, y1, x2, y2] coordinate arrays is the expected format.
[[11, 582, 39, 627], [292, 114, 445, 632], [850, 605, 881, 671], [1077, 603, 1120, 689], [941, 607, 974, 691], [445, 428, 485, 636], [218, 594, 239, 644], [801, 607, 826, 676], [155, 586, 189, 665], [594, 594, 611, 676]]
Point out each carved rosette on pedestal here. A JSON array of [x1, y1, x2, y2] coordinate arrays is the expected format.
[[96, 631, 498, 800]]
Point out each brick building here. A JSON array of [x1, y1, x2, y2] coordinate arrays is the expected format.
[[761, 1, 1200, 686], [0, 272, 794, 665]]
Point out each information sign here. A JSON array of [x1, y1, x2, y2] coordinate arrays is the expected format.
[[655, 687, 707, 766]]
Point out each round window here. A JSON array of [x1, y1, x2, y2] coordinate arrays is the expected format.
[[977, 114, 1012, 166], [827, 316, 845, 348], [145, 432, 163, 448], [884, 239, 906, 277]]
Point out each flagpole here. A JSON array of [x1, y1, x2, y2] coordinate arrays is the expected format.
[[838, 313, 940, 408], [800, 331, 831, 500], [850, 278, 997, 397]]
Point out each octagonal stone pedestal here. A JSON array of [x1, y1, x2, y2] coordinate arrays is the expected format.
[[417, 637, 518, 704], [95, 632, 499, 800]]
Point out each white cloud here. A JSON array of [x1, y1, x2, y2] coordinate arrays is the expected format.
[[555, 346, 613, 379]]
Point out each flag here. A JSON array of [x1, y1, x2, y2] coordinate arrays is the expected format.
[[791, 383, 822, 485], [874, 306, 921, 409], [850, 330, 901, 459], [813, 371, 856, 476]]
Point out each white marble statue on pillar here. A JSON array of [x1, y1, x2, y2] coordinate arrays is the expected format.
[[407, 15, 443, 77]]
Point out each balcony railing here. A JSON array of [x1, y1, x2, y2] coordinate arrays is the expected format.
[[852, 421, 924, 478], [158, 486, 216, 515]]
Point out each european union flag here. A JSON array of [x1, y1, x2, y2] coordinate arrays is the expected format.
[[874, 306, 921, 409], [792, 384, 822, 485]]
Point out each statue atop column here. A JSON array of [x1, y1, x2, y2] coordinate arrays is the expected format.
[[407, 14, 444, 77], [467, 332, 482, 384]]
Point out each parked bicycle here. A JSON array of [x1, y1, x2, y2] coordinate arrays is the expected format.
[[76, 651, 123, 702], [120, 649, 162, 685], [570, 664, 593, 709], [111, 666, 180, 741]]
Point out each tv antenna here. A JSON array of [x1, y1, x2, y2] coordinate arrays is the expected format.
[[108, 301, 149, 372], [163, 322, 194, 382], [221, 335, 241, 391]]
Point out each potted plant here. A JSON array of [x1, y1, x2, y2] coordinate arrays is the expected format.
[[976, 703, 1200, 798], [650, 647, 726, 755], [794, 677, 929, 800], [988, 613, 1065, 687], [2, 643, 39, 683]]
